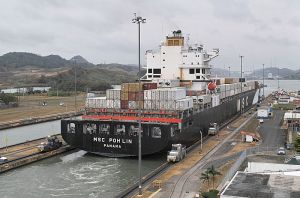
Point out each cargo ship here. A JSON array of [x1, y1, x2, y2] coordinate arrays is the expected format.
[[61, 30, 259, 157]]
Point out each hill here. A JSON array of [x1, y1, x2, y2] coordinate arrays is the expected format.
[[0, 52, 70, 72], [246, 67, 300, 79], [0, 52, 141, 90]]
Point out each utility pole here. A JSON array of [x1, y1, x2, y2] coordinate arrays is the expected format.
[[240, 55, 243, 114], [132, 13, 146, 196]]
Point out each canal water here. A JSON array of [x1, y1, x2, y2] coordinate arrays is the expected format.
[[0, 80, 298, 197], [0, 150, 164, 198]]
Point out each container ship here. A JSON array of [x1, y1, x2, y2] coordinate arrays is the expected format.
[[61, 30, 259, 157]]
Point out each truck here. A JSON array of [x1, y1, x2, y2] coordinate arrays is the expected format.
[[208, 123, 219, 135], [37, 136, 62, 152], [167, 144, 186, 162]]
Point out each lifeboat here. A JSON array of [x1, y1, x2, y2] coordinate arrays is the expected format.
[[207, 82, 217, 91]]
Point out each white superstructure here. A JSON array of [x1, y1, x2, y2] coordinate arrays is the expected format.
[[143, 30, 219, 90]]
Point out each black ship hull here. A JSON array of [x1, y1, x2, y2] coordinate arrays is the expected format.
[[61, 90, 257, 157]]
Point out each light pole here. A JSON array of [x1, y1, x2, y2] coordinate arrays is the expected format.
[[74, 62, 77, 114], [228, 66, 231, 77], [277, 66, 280, 90], [239, 55, 243, 114], [199, 130, 203, 150], [132, 13, 146, 196], [262, 64, 265, 98]]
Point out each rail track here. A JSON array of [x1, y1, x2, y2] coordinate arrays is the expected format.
[[117, 106, 255, 198], [169, 112, 257, 198]]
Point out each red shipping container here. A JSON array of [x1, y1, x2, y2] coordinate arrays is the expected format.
[[142, 83, 157, 90], [128, 92, 136, 100], [121, 100, 128, 109], [136, 91, 144, 101]]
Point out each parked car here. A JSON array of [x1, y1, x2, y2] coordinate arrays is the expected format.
[[0, 156, 8, 164], [286, 143, 293, 150], [259, 119, 264, 123], [277, 147, 286, 155]]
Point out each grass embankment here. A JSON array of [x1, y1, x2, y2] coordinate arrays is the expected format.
[[0, 94, 85, 123]]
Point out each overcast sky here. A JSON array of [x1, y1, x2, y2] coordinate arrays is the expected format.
[[0, 0, 300, 71]]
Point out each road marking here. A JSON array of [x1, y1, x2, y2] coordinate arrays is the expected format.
[[148, 188, 161, 198]]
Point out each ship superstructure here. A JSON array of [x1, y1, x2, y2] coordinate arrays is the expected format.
[[61, 30, 258, 157]]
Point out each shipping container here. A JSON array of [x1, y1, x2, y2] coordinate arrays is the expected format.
[[106, 99, 121, 109], [121, 92, 129, 100], [121, 100, 129, 109], [142, 83, 157, 90], [86, 97, 107, 108], [211, 95, 220, 107], [128, 100, 144, 109], [106, 89, 121, 100]]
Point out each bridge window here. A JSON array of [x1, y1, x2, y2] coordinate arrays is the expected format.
[[99, 124, 110, 135], [152, 127, 161, 138], [114, 124, 126, 135], [202, 69, 205, 74], [148, 68, 152, 73], [196, 69, 200, 73], [196, 76, 200, 79], [83, 123, 97, 134], [189, 69, 195, 74], [67, 123, 76, 133], [153, 69, 161, 74]]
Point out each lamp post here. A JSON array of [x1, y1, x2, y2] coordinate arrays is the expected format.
[[239, 55, 243, 114], [277, 66, 280, 90], [132, 13, 146, 196], [228, 66, 231, 77], [74, 61, 77, 114], [262, 64, 265, 98]]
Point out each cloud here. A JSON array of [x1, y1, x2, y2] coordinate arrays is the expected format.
[[0, 0, 299, 70]]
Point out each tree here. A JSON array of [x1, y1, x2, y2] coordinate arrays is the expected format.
[[200, 170, 210, 188], [294, 135, 300, 153], [208, 165, 222, 189]]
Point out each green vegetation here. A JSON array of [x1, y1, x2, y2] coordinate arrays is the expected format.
[[0, 93, 17, 105], [272, 103, 295, 110], [201, 189, 219, 198], [0, 52, 144, 91], [45, 67, 137, 91], [200, 165, 222, 198], [293, 135, 300, 153]]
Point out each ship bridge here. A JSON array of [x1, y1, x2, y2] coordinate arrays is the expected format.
[[142, 30, 219, 90]]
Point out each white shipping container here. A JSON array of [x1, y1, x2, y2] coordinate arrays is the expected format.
[[106, 99, 120, 109], [106, 89, 121, 100], [175, 97, 193, 110], [230, 90, 235, 96], [86, 97, 107, 108], [211, 95, 220, 107]]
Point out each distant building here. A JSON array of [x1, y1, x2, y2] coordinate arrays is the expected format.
[[0, 88, 27, 94], [0, 86, 51, 94], [267, 72, 274, 79], [284, 110, 300, 132], [220, 162, 300, 198]]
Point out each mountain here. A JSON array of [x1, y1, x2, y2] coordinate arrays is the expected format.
[[0, 52, 70, 71], [69, 55, 91, 64], [0, 52, 140, 90], [246, 67, 300, 79]]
